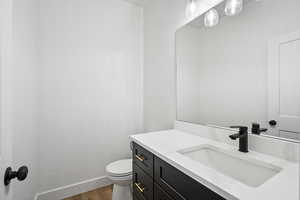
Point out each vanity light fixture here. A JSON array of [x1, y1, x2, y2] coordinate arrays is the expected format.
[[225, 0, 243, 16], [186, 0, 197, 19], [204, 9, 219, 27]]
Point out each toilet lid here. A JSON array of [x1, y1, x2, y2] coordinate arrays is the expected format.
[[106, 159, 132, 177]]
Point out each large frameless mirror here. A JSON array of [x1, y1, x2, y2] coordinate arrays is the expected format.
[[176, 0, 300, 141]]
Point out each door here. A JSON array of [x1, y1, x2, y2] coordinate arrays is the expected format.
[[268, 31, 300, 140], [0, 0, 29, 198], [0, 0, 13, 199]]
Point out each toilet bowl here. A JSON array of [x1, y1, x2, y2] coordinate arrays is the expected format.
[[106, 159, 132, 200]]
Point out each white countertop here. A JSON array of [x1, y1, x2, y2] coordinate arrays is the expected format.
[[130, 129, 299, 200]]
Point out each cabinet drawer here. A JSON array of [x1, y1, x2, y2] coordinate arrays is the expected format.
[[133, 195, 141, 200], [133, 142, 154, 177], [133, 164, 153, 200], [154, 156, 226, 200], [154, 183, 174, 200]]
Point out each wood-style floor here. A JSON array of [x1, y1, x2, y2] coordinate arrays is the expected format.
[[63, 185, 113, 200]]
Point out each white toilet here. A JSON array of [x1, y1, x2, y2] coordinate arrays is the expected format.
[[106, 159, 133, 200]]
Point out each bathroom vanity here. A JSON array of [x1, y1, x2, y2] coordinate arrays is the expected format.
[[130, 122, 299, 200], [132, 142, 225, 200]]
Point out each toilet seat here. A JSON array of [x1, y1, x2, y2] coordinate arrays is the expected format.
[[106, 159, 133, 200], [106, 159, 132, 177]]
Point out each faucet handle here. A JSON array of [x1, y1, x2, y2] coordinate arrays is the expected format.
[[230, 126, 248, 133], [251, 123, 268, 135]]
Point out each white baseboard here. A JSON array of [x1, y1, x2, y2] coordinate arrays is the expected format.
[[35, 176, 112, 200]]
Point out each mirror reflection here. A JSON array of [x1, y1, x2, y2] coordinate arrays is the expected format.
[[176, 0, 300, 141]]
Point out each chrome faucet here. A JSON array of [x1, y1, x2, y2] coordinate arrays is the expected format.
[[229, 126, 248, 153]]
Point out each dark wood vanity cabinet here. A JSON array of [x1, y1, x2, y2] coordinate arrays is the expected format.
[[132, 142, 226, 200], [154, 156, 225, 200], [154, 183, 174, 200], [133, 142, 154, 177], [133, 164, 153, 200]]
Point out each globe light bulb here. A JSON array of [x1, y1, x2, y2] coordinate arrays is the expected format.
[[204, 9, 219, 27], [186, 0, 197, 19], [225, 0, 243, 16]]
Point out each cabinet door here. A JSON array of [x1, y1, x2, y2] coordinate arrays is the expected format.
[[133, 142, 154, 177], [133, 164, 154, 200], [133, 195, 142, 200], [154, 156, 226, 200], [154, 184, 174, 200]]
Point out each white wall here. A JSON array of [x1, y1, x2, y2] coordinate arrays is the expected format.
[[39, 0, 143, 192], [10, 0, 40, 199], [143, 0, 186, 131]]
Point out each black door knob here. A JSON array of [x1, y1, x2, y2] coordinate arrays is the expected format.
[[269, 120, 277, 127], [4, 166, 28, 186]]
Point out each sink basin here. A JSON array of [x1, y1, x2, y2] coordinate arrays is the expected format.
[[178, 144, 282, 187]]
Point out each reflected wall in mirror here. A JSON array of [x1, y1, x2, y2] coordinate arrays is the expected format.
[[176, 0, 300, 141]]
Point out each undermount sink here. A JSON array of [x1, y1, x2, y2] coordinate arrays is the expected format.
[[178, 144, 282, 187]]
